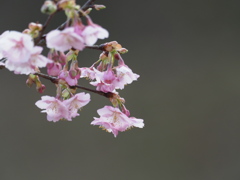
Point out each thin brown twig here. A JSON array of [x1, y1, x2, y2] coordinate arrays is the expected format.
[[85, 44, 105, 51], [34, 72, 112, 98], [70, 84, 114, 98], [34, 9, 61, 45], [34, 72, 59, 83]]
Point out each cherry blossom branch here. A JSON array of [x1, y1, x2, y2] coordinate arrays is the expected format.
[[58, 0, 97, 30], [81, 0, 97, 11], [0, 62, 111, 98], [70, 85, 114, 98], [35, 0, 98, 46], [34, 72, 58, 83], [34, 10, 59, 45], [34, 72, 113, 98], [85, 44, 105, 51]]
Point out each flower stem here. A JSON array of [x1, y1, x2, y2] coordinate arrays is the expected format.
[[34, 72, 113, 98]]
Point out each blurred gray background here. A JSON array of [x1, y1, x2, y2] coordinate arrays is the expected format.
[[0, 0, 240, 179]]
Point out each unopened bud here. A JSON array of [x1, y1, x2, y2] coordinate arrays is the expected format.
[[28, 22, 37, 30], [41, 1, 57, 15], [37, 84, 46, 93], [94, 5, 106, 11], [84, 8, 92, 15], [104, 41, 123, 52], [22, 29, 31, 34], [58, 0, 76, 9], [29, 22, 43, 31], [118, 48, 128, 54], [110, 41, 119, 48]]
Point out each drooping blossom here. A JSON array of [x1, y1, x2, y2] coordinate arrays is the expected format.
[[90, 69, 116, 92], [35, 96, 70, 122], [81, 20, 109, 46], [0, 31, 50, 74], [114, 64, 140, 89], [5, 46, 51, 74], [91, 106, 144, 137], [0, 31, 33, 63], [47, 62, 62, 76], [58, 70, 79, 86], [29, 46, 52, 68], [0, 31, 51, 74], [79, 67, 96, 80], [63, 92, 91, 119], [46, 27, 85, 52]]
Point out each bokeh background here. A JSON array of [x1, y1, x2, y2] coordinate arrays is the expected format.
[[0, 0, 240, 179]]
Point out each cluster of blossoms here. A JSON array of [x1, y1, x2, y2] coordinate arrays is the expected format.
[[0, 0, 144, 137]]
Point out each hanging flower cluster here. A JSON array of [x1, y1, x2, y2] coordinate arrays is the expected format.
[[0, 0, 144, 137]]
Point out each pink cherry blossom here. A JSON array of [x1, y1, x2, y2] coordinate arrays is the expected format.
[[5, 46, 51, 75], [46, 27, 85, 52], [79, 67, 96, 80], [0, 50, 3, 60], [63, 93, 91, 119], [91, 106, 144, 137], [35, 96, 70, 122], [30, 46, 52, 68], [115, 65, 140, 89], [90, 69, 117, 92], [0, 31, 51, 74], [47, 62, 62, 76], [0, 31, 34, 63], [58, 70, 78, 86], [82, 24, 109, 46]]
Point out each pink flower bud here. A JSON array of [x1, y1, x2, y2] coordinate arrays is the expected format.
[[41, 1, 57, 15], [47, 62, 62, 76], [94, 5, 106, 11], [37, 84, 46, 93]]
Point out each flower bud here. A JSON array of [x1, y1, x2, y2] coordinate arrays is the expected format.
[[117, 48, 128, 54], [28, 22, 37, 30], [29, 22, 43, 31], [103, 41, 122, 52], [37, 84, 46, 93], [84, 8, 92, 15], [94, 5, 106, 11], [47, 62, 62, 76], [22, 29, 31, 34], [58, 0, 76, 10], [41, 1, 57, 15]]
